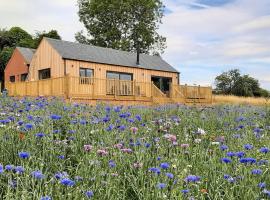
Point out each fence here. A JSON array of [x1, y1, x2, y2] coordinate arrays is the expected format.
[[5, 75, 212, 104]]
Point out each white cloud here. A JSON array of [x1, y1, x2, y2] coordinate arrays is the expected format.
[[160, 0, 270, 89], [0, 0, 269, 89]]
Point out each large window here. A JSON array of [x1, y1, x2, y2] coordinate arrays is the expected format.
[[106, 71, 133, 96], [79, 68, 93, 77], [10, 76, 15, 82], [79, 68, 94, 84], [21, 73, 28, 82], [39, 68, 51, 80], [106, 71, 133, 80]]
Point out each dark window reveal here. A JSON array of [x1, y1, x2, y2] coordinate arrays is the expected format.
[[10, 76, 15, 82], [106, 71, 133, 96], [79, 68, 93, 77], [39, 69, 51, 80], [106, 71, 133, 80], [21, 73, 28, 81], [79, 68, 94, 84]]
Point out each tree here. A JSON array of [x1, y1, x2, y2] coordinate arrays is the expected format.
[[76, 0, 166, 54], [33, 30, 61, 48], [0, 27, 62, 84], [215, 69, 269, 97]]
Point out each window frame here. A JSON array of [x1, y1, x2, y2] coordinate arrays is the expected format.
[[106, 71, 133, 81], [10, 76, 15, 82], [21, 73, 28, 82], [79, 67, 94, 84], [38, 68, 51, 80]]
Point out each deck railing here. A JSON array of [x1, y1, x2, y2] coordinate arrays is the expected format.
[[5, 75, 212, 104]]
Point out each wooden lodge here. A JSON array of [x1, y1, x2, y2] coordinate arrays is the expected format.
[[5, 38, 212, 105]]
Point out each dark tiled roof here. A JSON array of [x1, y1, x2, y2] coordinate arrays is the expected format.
[[45, 38, 178, 73], [17, 47, 36, 64]]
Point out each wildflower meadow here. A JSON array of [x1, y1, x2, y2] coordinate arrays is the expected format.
[[0, 97, 269, 200]]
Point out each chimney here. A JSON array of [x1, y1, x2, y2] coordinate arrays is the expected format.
[[136, 45, 140, 65]]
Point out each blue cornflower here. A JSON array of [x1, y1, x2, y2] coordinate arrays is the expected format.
[[58, 155, 65, 159], [106, 124, 114, 131], [31, 170, 44, 179], [181, 189, 189, 194], [135, 115, 142, 121], [60, 178, 75, 186], [118, 125, 126, 131], [221, 157, 232, 164], [239, 157, 256, 164], [50, 114, 61, 120], [260, 147, 269, 154], [85, 190, 94, 198], [18, 152, 30, 159], [149, 167, 161, 175], [223, 174, 230, 179], [40, 196, 51, 200], [226, 152, 235, 157], [0, 164, 3, 174], [15, 166, 24, 174], [156, 183, 166, 189], [263, 189, 270, 197], [258, 182, 266, 189], [251, 169, 263, 175], [257, 160, 268, 165], [35, 133, 45, 138], [145, 143, 151, 148], [5, 165, 14, 171], [160, 162, 170, 169], [25, 123, 33, 130], [220, 145, 228, 151], [157, 157, 161, 161], [54, 172, 68, 180], [236, 151, 245, 158], [244, 144, 253, 150], [165, 172, 174, 179], [185, 175, 200, 183], [109, 160, 116, 168]]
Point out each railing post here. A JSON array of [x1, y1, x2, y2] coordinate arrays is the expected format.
[[114, 78, 116, 99], [92, 78, 95, 98], [198, 85, 201, 102], [65, 74, 71, 99], [169, 82, 173, 98], [133, 79, 136, 100], [151, 81, 154, 102]]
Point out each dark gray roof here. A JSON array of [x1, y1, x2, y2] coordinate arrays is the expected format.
[[17, 47, 36, 64], [45, 38, 178, 73]]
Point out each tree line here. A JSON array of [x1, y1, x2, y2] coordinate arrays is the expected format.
[[215, 69, 269, 97]]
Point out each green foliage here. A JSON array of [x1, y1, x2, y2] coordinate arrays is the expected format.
[[76, 0, 166, 54], [215, 69, 269, 97], [0, 47, 13, 72], [34, 30, 61, 47], [0, 27, 61, 82]]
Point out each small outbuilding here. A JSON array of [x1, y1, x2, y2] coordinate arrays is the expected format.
[[4, 47, 35, 83]]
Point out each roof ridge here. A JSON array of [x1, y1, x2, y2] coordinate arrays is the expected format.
[[44, 37, 161, 58]]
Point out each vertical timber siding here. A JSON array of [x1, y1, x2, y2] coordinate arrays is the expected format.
[[4, 48, 29, 83], [65, 60, 179, 84], [29, 39, 64, 81]]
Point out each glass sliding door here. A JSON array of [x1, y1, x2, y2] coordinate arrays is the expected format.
[[106, 71, 133, 95]]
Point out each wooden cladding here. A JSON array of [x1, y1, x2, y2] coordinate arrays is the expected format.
[[6, 75, 212, 104]]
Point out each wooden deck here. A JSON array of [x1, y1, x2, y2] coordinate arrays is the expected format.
[[5, 75, 212, 105]]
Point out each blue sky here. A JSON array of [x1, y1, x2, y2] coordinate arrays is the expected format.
[[0, 0, 269, 89]]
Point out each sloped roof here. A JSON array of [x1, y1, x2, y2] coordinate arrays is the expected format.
[[45, 38, 178, 73], [17, 47, 36, 64]]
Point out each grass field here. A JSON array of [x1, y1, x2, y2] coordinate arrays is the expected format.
[[213, 95, 270, 105], [0, 97, 269, 199]]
